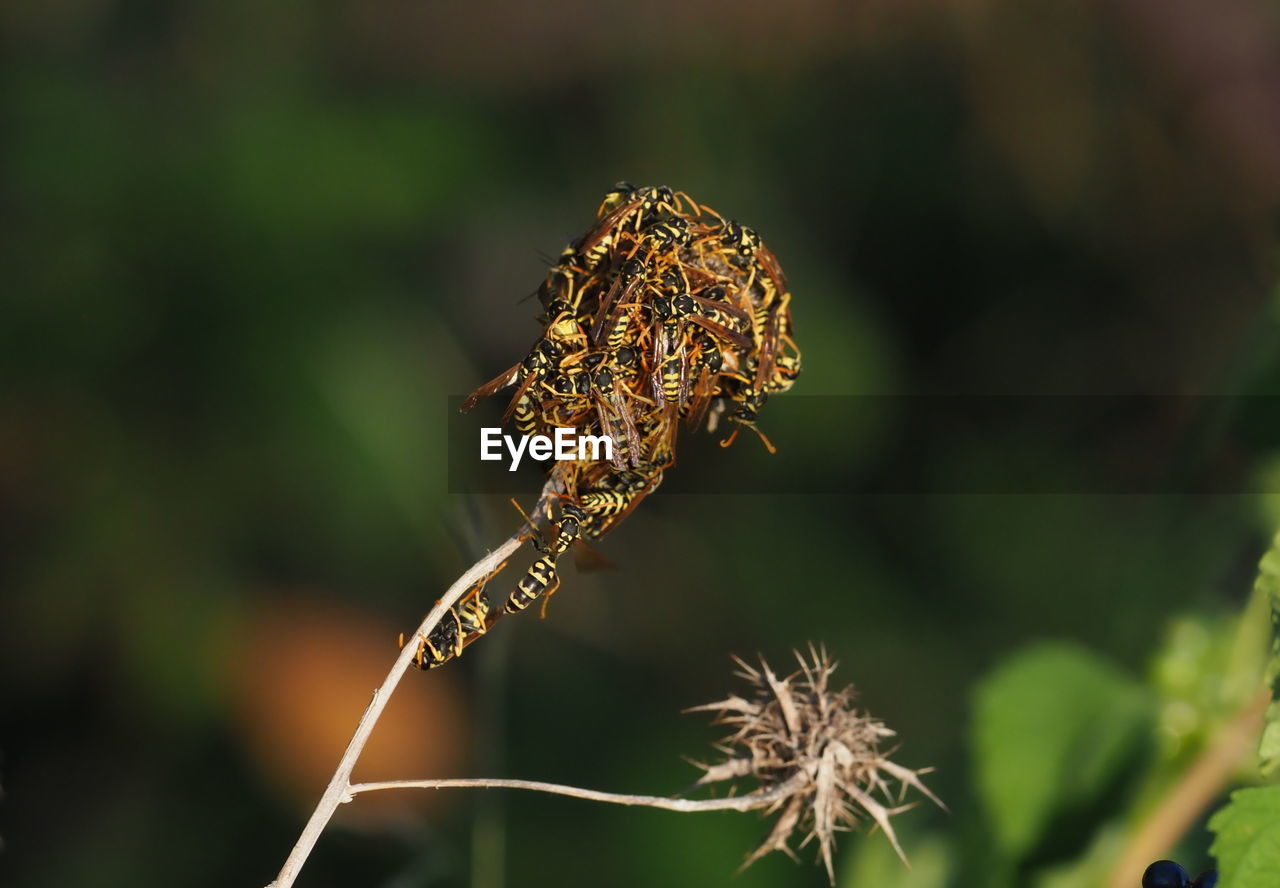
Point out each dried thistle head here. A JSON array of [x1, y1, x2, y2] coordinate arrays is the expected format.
[[687, 645, 944, 884]]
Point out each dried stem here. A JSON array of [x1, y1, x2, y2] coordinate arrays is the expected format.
[[346, 774, 809, 813], [265, 482, 555, 888]]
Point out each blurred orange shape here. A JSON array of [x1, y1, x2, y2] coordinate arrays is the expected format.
[[230, 595, 470, 818]]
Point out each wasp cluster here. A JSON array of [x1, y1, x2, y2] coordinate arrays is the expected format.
[[413, 183, 800, 669]]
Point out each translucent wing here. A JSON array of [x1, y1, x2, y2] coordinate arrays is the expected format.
[[462, 363, 521, 413]]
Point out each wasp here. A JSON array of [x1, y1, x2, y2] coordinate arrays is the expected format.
[[764, 350, 801, 394], [718, 388, 777, 453], [604, 300, 642, 358], [413, 592, 493, 669], [639, 216, 692, 250], [545, 353, 643, 470], [539, 246, 591, 314], [574, 460, 668, 540], [720, 219, 762, 257], [635, 185, 701, 220], [461, 334, 568, 430], [574, 193, 651, 269], [504, 503, 586, 613], [542, 298, 591, 353], [585, 305, 655, 423], [681, 328, 726, 430], [746, 288, 797, 395], [648, 278, 752, 410], [755, 242, 790, 299], [588, 252, 650, 342], [601, 183, 695, 219], [597, 181, 640, 216], [408, 565, 503, 669]]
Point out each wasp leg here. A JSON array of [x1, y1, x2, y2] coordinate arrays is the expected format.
[[538, 574, 564, 620]]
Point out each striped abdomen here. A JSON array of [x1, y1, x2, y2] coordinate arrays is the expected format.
[[505, 556, 557, 614]]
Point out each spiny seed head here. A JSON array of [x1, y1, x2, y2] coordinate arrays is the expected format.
[[687, 645, 944, 885]]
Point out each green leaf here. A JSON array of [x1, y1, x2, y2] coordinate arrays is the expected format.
[[1255, 531, 1280, 777], [1209, 785, 1280, 886], [972, 642, 1152, 861]]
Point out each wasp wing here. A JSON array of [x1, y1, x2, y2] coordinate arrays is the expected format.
[[688, 314, 753, 352], [462, 363, 521, 413]]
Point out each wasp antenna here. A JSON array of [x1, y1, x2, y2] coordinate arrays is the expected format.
[[509, 496, 538, 530]]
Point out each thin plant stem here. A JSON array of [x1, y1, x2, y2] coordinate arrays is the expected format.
[[346, 773, 810, 813], [266, 484, 554, 888], [1103, 687, 1270, 888]]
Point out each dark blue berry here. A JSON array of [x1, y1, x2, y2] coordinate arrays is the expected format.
[[1142, 860, 1190, 888], [1191, 871, 1218, 888]]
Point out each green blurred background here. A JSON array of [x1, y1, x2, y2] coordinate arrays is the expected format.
[[5, 1, 1280, 886]]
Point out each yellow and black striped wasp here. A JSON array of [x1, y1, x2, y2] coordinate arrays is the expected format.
[[407, 497, 588, 669], [561, 455, 670, 542], [648, 274, 753, 412], [405, 559, 507, 669], [503, 501, 586, 613], [544, 352, 645, 471]]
